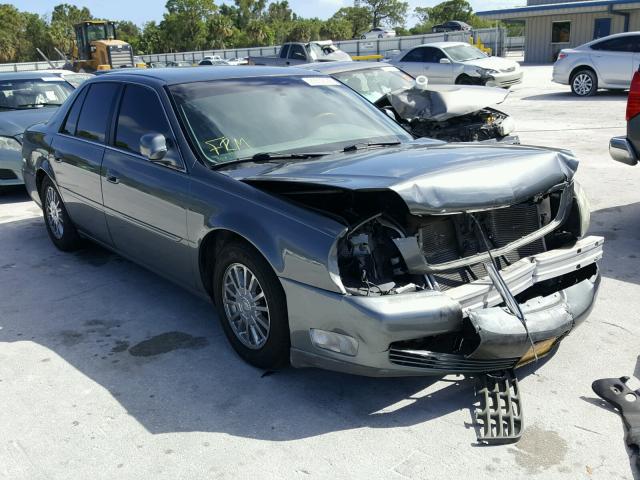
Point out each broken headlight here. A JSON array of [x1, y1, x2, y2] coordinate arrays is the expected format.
[[0, 136, 21, 152]]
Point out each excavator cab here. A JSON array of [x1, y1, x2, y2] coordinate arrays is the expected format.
[[72, 21, 136, 71]]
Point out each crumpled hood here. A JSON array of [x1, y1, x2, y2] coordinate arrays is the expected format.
[[386, 84, 510, 122], [461, 56, 519, 72], [0, 108, 56, 137], [242, 142, 578, 214]]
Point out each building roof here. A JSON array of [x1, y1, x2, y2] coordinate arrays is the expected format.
[[478, 0, 640, 19]]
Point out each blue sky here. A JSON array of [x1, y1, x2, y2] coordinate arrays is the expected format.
[[10, 1, 523, 26]]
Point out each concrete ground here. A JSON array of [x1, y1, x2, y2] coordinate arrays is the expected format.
[[1, 65, 639, 480]]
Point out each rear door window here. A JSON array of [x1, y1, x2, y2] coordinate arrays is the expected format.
[[75, 83, 120, 143], [591, 36, 635, 52]]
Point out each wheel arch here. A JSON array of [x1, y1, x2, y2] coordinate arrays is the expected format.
[[569, 64, 597, 82], [198, 228, 271, 300]]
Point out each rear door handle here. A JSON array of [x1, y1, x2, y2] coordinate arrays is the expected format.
[[105, 170, 120, 184]]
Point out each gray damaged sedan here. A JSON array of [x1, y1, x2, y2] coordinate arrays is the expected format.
[[22, 67, 603, 376]]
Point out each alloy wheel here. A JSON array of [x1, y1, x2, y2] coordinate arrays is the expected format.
[[45, 186, 64, 239], [222, 262, 270, 349], [573, 73, 593, 96]]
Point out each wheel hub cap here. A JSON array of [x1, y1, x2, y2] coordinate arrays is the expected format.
[[222, 263, 270, 349], [45, 186, 64, 239], [574, 74, 592, 95]]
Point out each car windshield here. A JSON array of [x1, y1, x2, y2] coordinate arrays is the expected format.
[[0, 78, 73, 110], [443, 45, 487, 62], [333, 66, 415, 103], [60, 73, 93, 88], [170, 75, 412, 165]]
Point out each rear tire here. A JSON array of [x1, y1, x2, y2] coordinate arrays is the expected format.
[[571, 69, 597, 96], [212, 241, 290, 370], [40, 177, 82, 251]]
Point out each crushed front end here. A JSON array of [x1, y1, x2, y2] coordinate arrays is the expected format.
[[284, 180, 602, 376]]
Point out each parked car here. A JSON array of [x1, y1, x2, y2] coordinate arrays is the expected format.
[[23, 67, 602, 376], [432, 21, 472, 33], [148, 62, 167, 68], [226, 57, 248, 66], [610, 68, 640, 165], [248, 41, 351, 66], [300, 61, 517, 143], [553, 31, 640, 96], [360, 27, 396, 39], [166, 61, 193, 67], [0, 72, 74, 189], [199, 55, 228, 66], [388, 42, 523, 88], [42, 69, 94, 88]]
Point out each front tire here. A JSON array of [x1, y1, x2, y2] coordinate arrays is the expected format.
[[40, 177, 82, 251], [571, 69, 597, 96], [213, 241, 290, 370]]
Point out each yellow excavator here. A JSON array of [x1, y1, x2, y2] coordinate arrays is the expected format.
[[67, 20, 145, 72]]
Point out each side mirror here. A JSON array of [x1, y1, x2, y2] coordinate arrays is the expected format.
[[140, 133, 168, 161], [439, 58, 451, 64]]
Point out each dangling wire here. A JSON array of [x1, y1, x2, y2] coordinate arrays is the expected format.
[[468, 213, 538, 361]]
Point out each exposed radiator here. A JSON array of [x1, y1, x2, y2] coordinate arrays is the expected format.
[[420, 201, 545, 290]]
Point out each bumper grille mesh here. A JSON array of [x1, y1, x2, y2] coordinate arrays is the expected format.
[[389, 348, 518, 373]]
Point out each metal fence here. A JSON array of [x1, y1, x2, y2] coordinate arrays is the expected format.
[[0, 28, 508, 71], [141, 28, 507, 64], [0, 60, 66, 73]]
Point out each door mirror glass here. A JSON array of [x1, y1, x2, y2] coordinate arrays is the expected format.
[[439, 58, 451, 64], [140, 133, 168, 161]]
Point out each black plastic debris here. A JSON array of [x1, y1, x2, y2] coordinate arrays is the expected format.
[[475, 369, 523, 444]]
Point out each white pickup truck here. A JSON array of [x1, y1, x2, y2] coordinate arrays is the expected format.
[[248, 41, 352, 66]]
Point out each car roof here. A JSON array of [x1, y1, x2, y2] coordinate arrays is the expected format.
[[99, 66, 324, 85], [0, 71, 65, 81], [413, 41, 468, 48], [298, 61, 394, 75]]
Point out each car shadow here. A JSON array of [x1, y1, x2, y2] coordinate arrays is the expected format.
[[522, 90, 628, 101], [1, 216, 551, 441], [0, 186, 30, 204], [590, 201, 640, 286]]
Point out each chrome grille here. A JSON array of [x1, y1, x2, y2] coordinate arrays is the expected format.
[[389, 348, 518, 373], [109, 46, 133, 68]]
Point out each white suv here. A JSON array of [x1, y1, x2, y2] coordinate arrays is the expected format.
[[553, 31, 640, 96]]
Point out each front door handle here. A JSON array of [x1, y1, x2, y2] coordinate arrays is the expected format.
[[105, 170, 120, 184]]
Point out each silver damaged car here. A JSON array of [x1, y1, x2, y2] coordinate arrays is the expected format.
[[22, 67, 602, 376]]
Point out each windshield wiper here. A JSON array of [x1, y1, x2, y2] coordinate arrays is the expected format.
[[17, 102, 62, 108], [343, 141, 401, 152], [210, 151, 329, 170]]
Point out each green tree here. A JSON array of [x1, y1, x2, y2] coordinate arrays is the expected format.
[[320, 18, 352, 41], [285, 18, 321, 42], [246, 19, 273, 46], [22, 12, 54, 61], [206, 14, 236, 48], [161, 0, 216, 51], [415, 0, 473, 25], [139, 21, 164, 54], [50, 3, 93, 55], [0, 4, 24, 62], [116, 20, 141, 52], [360, 0, 408, 28], [330, 6, 372, 38]]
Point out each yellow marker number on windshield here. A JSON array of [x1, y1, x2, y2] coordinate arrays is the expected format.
[[205, 137, 250, 156]]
